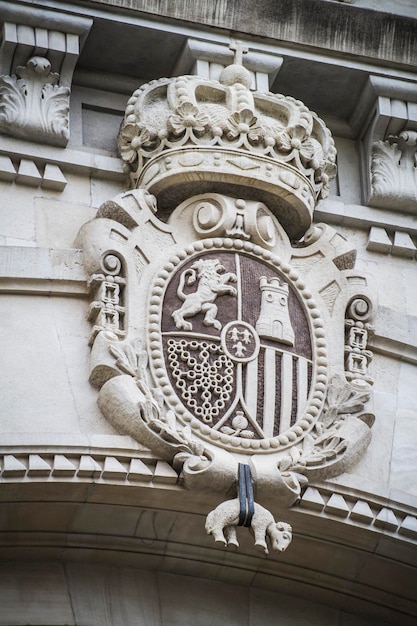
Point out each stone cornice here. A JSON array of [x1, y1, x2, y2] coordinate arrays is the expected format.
[[316, 198, 417, 238], [22, 0, 417, 70], [0, 136, 124, 180], [7, 0, 417, 75], [0, 447, 416, 544], [0, 2, 93, 38]]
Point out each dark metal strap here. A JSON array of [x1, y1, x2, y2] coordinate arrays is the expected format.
[[244, 464, 254, 527], [238, 463, 247, 526], [238, 463, 255, 527]]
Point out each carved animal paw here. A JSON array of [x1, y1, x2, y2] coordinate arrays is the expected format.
[[203, 318, 222, 330], [174, 319, 193, 331]]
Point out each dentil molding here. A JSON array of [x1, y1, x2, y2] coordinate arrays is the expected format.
[[0, 449, 416, 546]]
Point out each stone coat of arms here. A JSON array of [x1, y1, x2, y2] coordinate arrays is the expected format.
[[79, 49, 377, 555]]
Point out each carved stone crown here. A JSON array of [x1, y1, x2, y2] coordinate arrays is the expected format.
[[118, 56, 337, 239]]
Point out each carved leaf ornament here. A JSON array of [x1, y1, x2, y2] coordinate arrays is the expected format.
[[371, 131, 417, 209], [0, 56, 69, 145], [278, 375, 372, 472]]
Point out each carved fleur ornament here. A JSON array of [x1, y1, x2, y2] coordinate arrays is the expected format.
[[79, 50, 377, 556]]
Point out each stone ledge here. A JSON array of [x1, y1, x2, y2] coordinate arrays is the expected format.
[[296, 485, 417, 544], [316, 198, 417, 237], [0, 277, 88, 296], [0, 247, 88, 295], [371, 335, 417, 366], [0, 157, 68, 190], [367, 227, 417, 260], [370, 306, 417, 365], [1, 1, 93, 38], [0, 451, 178, 487], [0, 136, 125, 181]]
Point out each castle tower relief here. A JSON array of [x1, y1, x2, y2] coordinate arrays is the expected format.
[[256, 276, 295, 345]]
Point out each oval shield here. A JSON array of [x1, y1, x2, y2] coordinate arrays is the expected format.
[[149, 241, 327, 453]]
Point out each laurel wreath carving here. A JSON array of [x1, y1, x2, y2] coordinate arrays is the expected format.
[[278, 375, 373, 472], [109, 338, 373, 479], [109, 340, 209, 470]]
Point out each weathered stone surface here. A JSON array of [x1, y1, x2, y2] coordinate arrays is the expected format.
[[79, 0, 417, 67]]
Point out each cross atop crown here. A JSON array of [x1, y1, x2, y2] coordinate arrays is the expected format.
[[229, 41, 249, 66]]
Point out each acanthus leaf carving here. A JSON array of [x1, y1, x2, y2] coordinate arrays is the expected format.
[[371, 139, 402, 198], [370, 132, 417, 211], [0, 56, 69, 146]]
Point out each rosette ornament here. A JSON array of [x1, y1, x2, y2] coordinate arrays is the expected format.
[[118, 57, 337, 239]]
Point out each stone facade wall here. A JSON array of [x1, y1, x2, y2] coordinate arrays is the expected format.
[[0, 0, 416, 624]]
